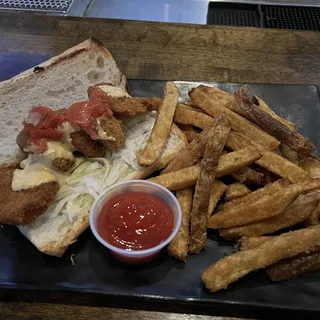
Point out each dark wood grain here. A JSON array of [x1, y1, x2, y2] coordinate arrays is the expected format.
[[1, 11, 320, 320], [1, 12, 320, 86]]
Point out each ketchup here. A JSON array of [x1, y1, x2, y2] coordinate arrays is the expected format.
[[98, 192, 174, 251]]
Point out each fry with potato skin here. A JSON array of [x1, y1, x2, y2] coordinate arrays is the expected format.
[[299, 158, 320, 179], [222, 179, 290, 211], [237, 236, 272, 251], [179, 124, 200, 142], [208, 181, 227, 217], [189, 115, 231, 254], [225, 183, 250, 201], [255, 151, 310, 183], [230, 166, 263, 185], [253, 95, 296, 130], [202, 226, 320, 292], [234, 86, 316, 158], [220, 190, 320, 239], [208, 179, 320, 229], [279, 144, 299, 165], [304, 201, 320, 227], [189, 86, 280, 151], [168, 188, 193, 262], [138, 82, 179, 166], [162, 125, 213, 174]]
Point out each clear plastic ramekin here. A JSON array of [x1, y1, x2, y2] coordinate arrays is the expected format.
[[89, 180, 182, 264]]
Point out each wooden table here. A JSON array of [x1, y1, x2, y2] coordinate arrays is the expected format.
[[1, 11, 320, 320]]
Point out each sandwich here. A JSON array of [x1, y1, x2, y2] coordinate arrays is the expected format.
[[0, 38, 187, 257]]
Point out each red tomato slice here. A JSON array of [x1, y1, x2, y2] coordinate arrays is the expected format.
[[30, 128, 64, 141]]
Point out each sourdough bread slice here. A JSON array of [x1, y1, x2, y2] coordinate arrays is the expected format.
[[0, 38, 127, 165]]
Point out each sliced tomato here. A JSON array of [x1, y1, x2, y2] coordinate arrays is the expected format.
[[30, 128, 64, 141]]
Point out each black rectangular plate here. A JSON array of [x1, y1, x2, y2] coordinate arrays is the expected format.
[[1, 80, 320, 316]]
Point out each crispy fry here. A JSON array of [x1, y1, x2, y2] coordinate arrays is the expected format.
[[235, 86, 316, 158], [304, 201, 320, 227], [162, 125, 213, 174], [178, 124, 200, 142], [208, 179, 320, 229], [237, 235, 320, 282], [202, 226, 320, 292], [168, 188, 193, 262], [230, 166, 263, 185], [222, 179, 290, 211], [148, 165, 200, 191], [174, 104, 214, 129], [267, 250, 320, 282], [225, 183, 250, 201], [220, 190, 320, 239], [208, 181, 227, 217], [299, 158, 320, 179], [189, 86, 280, 151], [138, 82, 178, 166], [279, 144, 298, 165], [189, 115, 231, 254], [255, 151, 309, 183], [253, 95, 296, 130]]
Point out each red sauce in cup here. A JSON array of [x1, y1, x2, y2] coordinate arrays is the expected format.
[[98, 192, 174, 251]]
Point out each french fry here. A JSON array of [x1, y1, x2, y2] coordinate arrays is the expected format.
[[202, 226, 320, 292], [162, 125, 213, 174], [208, 181, 227, 217], [234, 86, 316, 158], [174, 104, 214, 129], [189, 115, 231, 254], [253, 95, 296, 130], [237, 235, 320, 283], [148, 166, 200, 191], [255, 151, 309, 183], [208, 179, 320, 229], [279, 144, 298, 165], [168, 188, 193, 262], [222, 179, 290, 211], [304, 201, 320, 227], [230, 166, 263, 185], [220, 190, 320, 239], [299, 158, 320, 179], [178, 124, 200, 142], [151, 146, 260, 191], [138, 82, 179, 166], [189, 86, 280, 151], [225, 183, 250, 201]]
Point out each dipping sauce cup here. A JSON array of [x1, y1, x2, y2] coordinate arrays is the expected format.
[[90, 180, 182, 264]]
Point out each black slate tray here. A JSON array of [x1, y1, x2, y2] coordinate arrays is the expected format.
[[1, 80, 320, 317]]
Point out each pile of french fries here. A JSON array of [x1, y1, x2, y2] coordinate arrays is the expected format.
[[138, 82, 320, 293]]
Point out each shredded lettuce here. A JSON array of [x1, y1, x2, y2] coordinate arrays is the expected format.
[[38, 158, 136, 224]]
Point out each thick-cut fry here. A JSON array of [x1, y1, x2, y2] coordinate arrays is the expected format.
[[220, 190, 320, 239], [148, 166, 200, 191], [222, 179, 290, 211], [174, 104, 214, 129], [202, 226, 320, 292], [234, 86, 316, 158], [255, 151, 309, 183], [304, 201, 320, 227], [237, 235, 320, 282], [230, 166, 263, 185], [253, 95, 296, 130], [189, 115, 231, 254], [138, 82, 179, 166], [267, 250, 320, 282], [225, 183, 250, 201], [162, 126, 213, 174], [208, 179, 320, 229], [179, 124, 200, 142], [151, 147, 260, 191], [208, 181, 227, 217], [168, 188, 193, 262], [299, 158, 320, 179], [189, 86, 280, 151], [279, 144, 298, 165]]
